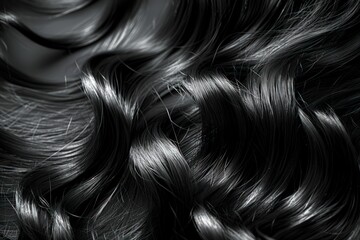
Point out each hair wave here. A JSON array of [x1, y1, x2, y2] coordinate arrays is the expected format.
[[1, 0, 360, 239]]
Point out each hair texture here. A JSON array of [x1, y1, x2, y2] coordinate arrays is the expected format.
[[1, 0, 360, 239]]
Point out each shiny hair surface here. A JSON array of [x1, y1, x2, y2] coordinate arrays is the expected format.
[[1, 0, 360, 239]]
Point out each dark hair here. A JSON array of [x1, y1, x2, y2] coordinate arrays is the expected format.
[[1, 0, 360, 239]]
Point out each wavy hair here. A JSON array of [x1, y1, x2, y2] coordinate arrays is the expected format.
[[1, 0, 360, 239]]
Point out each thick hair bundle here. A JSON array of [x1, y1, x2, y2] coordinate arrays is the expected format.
[[1, 0, 360, 239]]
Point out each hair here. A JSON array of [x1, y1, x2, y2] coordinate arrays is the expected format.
[[1, 0, 360, 239]]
